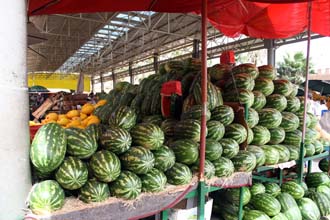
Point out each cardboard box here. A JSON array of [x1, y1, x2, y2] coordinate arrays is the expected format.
[[168, 199, 213, 220]]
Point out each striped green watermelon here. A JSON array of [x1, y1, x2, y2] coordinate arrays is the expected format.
[[254, 77, 274, 96], [131, 123, 164, 150], [251, 193, 281, 216], [169, 139, 199, 165], [250, 183, 266, 196], [225, 73, 255, 90], [231, 150, 257, 172], [266, 94, 287, 112], [225, 123, 247, 144], [28, 180, 65, 215], [265, 183, 281, 197], [276, 192, 302, 220], [268, 127, 285, 144], [212, 157, 234, 177], [297, 198, 320, 220], [305, 128, 317, 145], [271, 144, 290, 163], [181, 105, 211, 121], [65, 128, 98, 159], [109, 106, 137, 130], [286, 145, 300, 160], [289, 84, 299, 97], [309, 113, 318, 129], [244, 210, 271, 220], [79, 179, 110, 203], [258, 108, 282, 129], [247, 145, 266, 167], [251, 126, 270, 145], [273, 79, 293, 97], [260, 145, 280, 165], [247, 127, 254, 145], [225, 187, 251, 205], [100, 126, 132, 154], [90, 150, 121, 182], [296, 111, 311, 130], [160, 119, 177, 137], [206, 120, 225, 141], [224, 88, 254, 108], [319, 158, 329, 172], [208, 63, 231, 81], [205, 139, 222, 161], [252, 91, 267, 110], [307, 191, 330, 216], [283, 130, 302, 147], [211, 105, 234, 126], [85, 124, 101, 142], [258, 65, 276, 80], [285, 97, 301, 112], [174, 119, 203, 142], [281, 181, 304, 199], [317, 185, 330, 201], [247, 108, 259, 128], [280, 112, 299, 132], [152, 145, 175, 172], [305, 172, 330, 188], [55, 156, 88, 190], [165, 162, 192, 185], [30, 123, 67, 173], [191, 159, 215, 179], [142, 115, 163, 126], [219, 138, 239, 159], [109, 171, 142, 200], [233, 63, 259, 79], [193, 81, 223, 110], [271, 213, 288, 220], [139, 168, 167, 192], [305, 143, 315, 157], [120, 146, 155, 174]]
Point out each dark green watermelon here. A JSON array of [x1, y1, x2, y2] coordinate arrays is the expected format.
[[181, 105, 211, 121], [280, 112, 299, 132], [247, 108, 259, 128], [79, 179, 110, 203], [260, 145, 280, 165], [258, 108, 282, 129], [231, 151, 257, 172], [191, 159, 215, 179], [251, 126, 271, 145], [247, 145, 266, 167], [252, 91, 267, 110], [100, 126, 132, 154], [258, 65, 276, 80], [219, 138, 239, 159], [90, 150, 121, 182], [273, 79, 293, 97], [233, 63, 259, 79], [174, 119, 203, 142], [268, 127, 285, 144], [211, 105, 235, 126], [109, 106, 137, 130], [206, 120, 225, 141], [130, 123, 164, 150], [285, 96, 301, 113], [109, 171, 142, 200], [120, 146, 155, 174], [224, 123, 248, 144], [160, 119, 178, 137], [165, 163, 192, 185], [212, 157, 235, 177], [169, 139, 199, 165], [152, 145, 176, 172], [266, 94, 287, 112], [254, 77, 274, 96], [139, 168, 167, 192]]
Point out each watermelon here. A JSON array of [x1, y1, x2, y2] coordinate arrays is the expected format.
[[289, 84, 299, 97], [211, 105, 235, 126], [219, 138, 239, 159], [268, 127, 285, 144], [271, 144, 290, 163], [296, 112, 311, 130], [139, 168, 167, 192], [152, 145, 176, 172], [193, 81, 223, 110], [266, 94, 287, 112], [109, 171, 142, 200], [305, 143, 315, 157], [65, 128, 98, 159], [231, 150, 257, 172], [191, 159, 215, 179], [79, 179, 110, 203], [250, 183, 266, 196], [224, 88, 254, 108], [27, 180, 65, 215], [247, 127, 254, 145], [247, 145, 266, 167], [244, 210, 271, 220], [130, 123, 164, 150], [258, 65, 276, 80], [120, 146, 155, 174], [317, 185, 330, 201], [169, 139, 199, 165], [247, 108, 259, 128], [258, 108, 282, 129], [265, 183, 281, 197], [225, 73, 255, 90], [206, 120, 225, 141], [251, 193, 281, 216], [218, 202, 242, 219], [286, 145, 300, 160], [85, 124, 101, 142], [90, 150, 121, 182], [181, 105, 211, 121], [100, 126, 132, 154], [305, 172, 330, 188], [55, 156, 88, 190], [280, 112, 299, 132], [212, 157, 235, 177], [225, 187, 251, 205], [224, 123, 247, 144], [174, 119, 203, 142], [254, 77, 274, 96], [271, 213, 288, 220], [297, 198, 320, 220], [281, 181, 304, 199], [305, 128, 317, 145], [30, 123, 67, 173], [233, 63, 259, 79], [142, 115, 163, 126], [260, 145, 280, 165], [273, 79, 293, 97], [160, 119, 177, 137], [309, 113, 318, 129], [319, 158, 329, 172], [165, 162, 192, 185], [283, 130, 302, 147], [208, 63, 232, 81], [109, 106, 137, 130], [307, 191, 330, 216], [276, 192, 302, 220], [252, 91, 267, 110], [251, 126, 271, 145], [285, 97, 301, 113]]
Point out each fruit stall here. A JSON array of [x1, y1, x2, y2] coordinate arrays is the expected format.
[[2, 1, 330, 220]]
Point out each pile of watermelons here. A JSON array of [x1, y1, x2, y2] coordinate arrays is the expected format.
[[26, 59, 329, 215], [213, 172, 330, 220]]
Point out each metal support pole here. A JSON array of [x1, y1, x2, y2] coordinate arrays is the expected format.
[[112, 69, 116, 88], [238, 187, 244, 220], [153, 53, 159, 73], [198, 0, 208, 219], [129, 61, 134, 84], [161, 210, 169, 220], [91, 77, 95, 93], [0, 1, 31, 219], [265, 39, 276, 66], [192, 39, 200, 58], [100, 73, 104, 92]]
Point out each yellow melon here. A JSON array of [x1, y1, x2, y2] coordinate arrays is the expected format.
[[81, 103, 95, 115], [45, 112, 58, 121], [87, 115, 100, 126], [66, 110, 80, 119], [57, 117, 70, 126], [80, 113, 88, 120]]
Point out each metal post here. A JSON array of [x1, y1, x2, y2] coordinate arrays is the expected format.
[[91, 76, 95, 93], [192, 39, 200, 58], [100, 73, 104, 92], [265, 39, 276, 66], [238, 187, 244, 220], [112, 69, 116, 88], [153, 53, 159, 73], [129, 61, 134, 84], [0, 1, 31, 219], [198, 0, 208, 219], [161, 210, 169, 220]]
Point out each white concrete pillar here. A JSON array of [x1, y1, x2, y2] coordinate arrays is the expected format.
[[0, 1, 31, 219]]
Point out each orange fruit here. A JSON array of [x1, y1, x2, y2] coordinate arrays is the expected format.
[[66, 110, 79, 119], [81, 103, 95, 115], [45, 112, 58, 121]]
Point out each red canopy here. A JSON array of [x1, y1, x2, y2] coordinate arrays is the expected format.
[[28, 0, 330, 39]]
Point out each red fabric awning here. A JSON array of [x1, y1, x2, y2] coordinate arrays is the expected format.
[[28, 0, 330, 39]]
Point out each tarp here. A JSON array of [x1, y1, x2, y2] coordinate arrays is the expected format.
[[28, 0, 330, 39]]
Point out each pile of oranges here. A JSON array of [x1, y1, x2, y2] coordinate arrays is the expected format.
[[41, 99, 107, 129]]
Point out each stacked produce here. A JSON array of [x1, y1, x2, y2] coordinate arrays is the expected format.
[[213, 172, 330, 220]]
